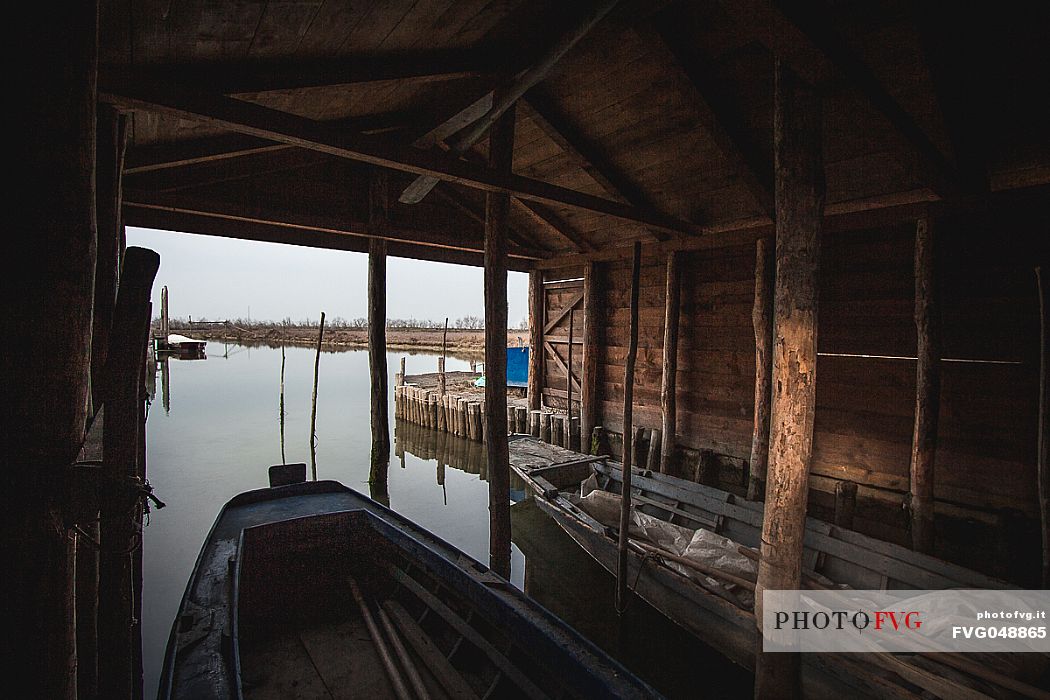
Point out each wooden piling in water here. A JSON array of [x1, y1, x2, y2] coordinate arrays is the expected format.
[[541, 413, 552, 443], [530, 410, 541, 438], [368, 226, 391, 485]]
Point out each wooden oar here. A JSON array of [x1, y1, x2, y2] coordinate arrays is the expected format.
[[348, 576, 412, 700], [377, 605, 431, 700]]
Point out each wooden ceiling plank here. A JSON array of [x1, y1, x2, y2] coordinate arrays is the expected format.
[[398, 0, 623, 204], [101, 88, 701, 235], [721, 0, 957, 198], [519, 93, 674, 241], [645, 16, 775, 218]]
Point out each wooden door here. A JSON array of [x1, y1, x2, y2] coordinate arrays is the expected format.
[[541, 280, 584, 411]]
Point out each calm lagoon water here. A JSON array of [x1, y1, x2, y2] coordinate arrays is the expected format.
[[142, 341, 751, 698]]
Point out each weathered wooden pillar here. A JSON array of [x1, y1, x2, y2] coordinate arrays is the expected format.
[[754, 61, 825, 700], [909, 217, 940, 554], [565, 309, 575, 447], [660, 251, 682, 473], [485, 107, 516, 579], [748, 237, 775, 500], [310, 312, 326, 480], [527, 271, 544, 412], [369, 172, 391, 485], [1036, 266, 1049, 587], [9, 4, 98, 697], [834, 480, 858, 529], [91, 105, 129, 411], [616, 241, 643, 613], [581, 262, 601, 449], [98, 248, 160, 700]]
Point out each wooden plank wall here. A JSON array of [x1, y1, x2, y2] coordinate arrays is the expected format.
[[546, 217, 1043, 583]]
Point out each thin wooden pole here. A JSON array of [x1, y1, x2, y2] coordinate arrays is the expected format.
[[909, 217, 940, 553], [616, 241, 642, 614], [280, 346, 286, 463], [485, 107, 515, 579], [660, 251, 681, 473], [581, 261, 601, 448], [438, 317, 448, 396], [369, 235, 391, 484], [754, 61, 824, 700], [1037, 266, 1049, 587], [748, 237, 775, 500], [527, 271, 544, 412], [566, 309, 574, 447], [310, 311, 326, 481], [99, 248, 160, 700]]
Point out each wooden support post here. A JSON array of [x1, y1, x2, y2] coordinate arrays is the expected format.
[[437, 356, 446, 397], [909, 217, 940, 554], [369, 172, 391, 484], [552, 416, 564, 447], [515, 406, 528, 434], [398, 357, 406, 386], [485, 108, 515, 579], [581, 262, 601, 449], [527, 271, 544, 411], [754, 61, 824, 700], [566, 309, 575, 447], [530, 410, 541, 438], [646, 428, 661, 473], [310, 311, 326, 480], [98, 248, 160, 700], [834, 480, 858, 529], [616, 241, 643, 613], [748, 237, 775, 501], [631, 426, 646, 473], [541, 413, 552, 443], [1037, 266, 1049, 587], [659, 252, 682, 474], [11, 5, 98, 695]]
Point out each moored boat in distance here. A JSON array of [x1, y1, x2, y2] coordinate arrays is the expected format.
[[159, 465, 658, 699]]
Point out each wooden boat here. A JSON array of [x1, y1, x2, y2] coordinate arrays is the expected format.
[[159, 466, 658, 699], [509, 437, 1048, 699]]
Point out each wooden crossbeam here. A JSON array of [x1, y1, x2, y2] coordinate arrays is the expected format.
[[432, 185, 553, 255], [102, 49, 487, 96], [645, 16, 775, 217], [122, 193, 547, 260], [722, 0, 957, 198], [124, 147, 329, 193], [101, 88, 700, 236], [513, 199, 596, 252], [519, 94, 673, 241]]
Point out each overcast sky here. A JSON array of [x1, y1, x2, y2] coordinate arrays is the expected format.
[[127, 227, 529, 327]]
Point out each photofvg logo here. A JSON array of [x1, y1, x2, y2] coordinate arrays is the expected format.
[[761, 590, 1050, 653]]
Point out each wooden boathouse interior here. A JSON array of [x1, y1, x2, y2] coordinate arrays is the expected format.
[[11, 1, 1049, 697]]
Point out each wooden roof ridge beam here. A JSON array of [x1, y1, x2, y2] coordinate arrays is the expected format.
[[100, 88, 700, 236], [519, 93, 673, 242], [398, 0, 623, 204], [102, 49, 488, 96], [721, 0, 957, 198], [122, 196, 547, 261], [644, 15, 775, 218]]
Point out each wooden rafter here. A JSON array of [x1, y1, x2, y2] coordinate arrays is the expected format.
[[431, 185, 554, 256], [520, 93, 673, 241], [513, 199, 596, 253], [124, 147, 330, 194], [103, 50, 487, 97], [101, 88, 700, 236], [645, 15, 775, 217], [722, 0, 957, 197]]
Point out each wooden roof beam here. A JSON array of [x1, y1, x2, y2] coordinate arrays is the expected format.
[[721, 0, 958, 198], [103, 49, 488, 96], [644, 16, 775, 218], [519, 93, 674, 241], [100, 88, 701, 236], [431, 185, 560, 256], [122, 194, 548, 261], [124, 147, 330, 194], [513, 199, 597, 253], [398, 0, 623, 204]]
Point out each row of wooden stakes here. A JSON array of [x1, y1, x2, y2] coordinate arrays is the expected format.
[[393, 384, 585, 451]]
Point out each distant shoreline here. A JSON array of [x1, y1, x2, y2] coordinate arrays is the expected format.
[[163, 326, 528, 357]]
